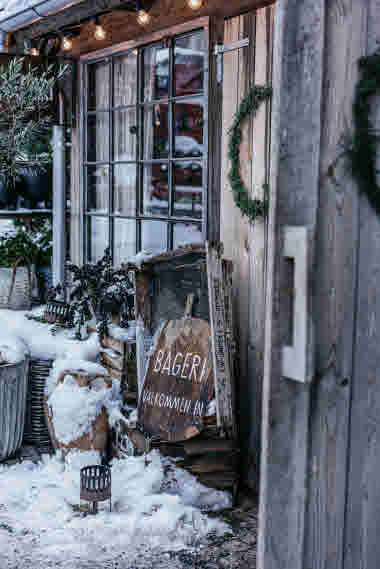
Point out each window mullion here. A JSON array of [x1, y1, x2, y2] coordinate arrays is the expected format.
[[109, 58, 114, 260]]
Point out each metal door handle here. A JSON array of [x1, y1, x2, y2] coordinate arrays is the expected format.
[[282, 226, 313, 383]]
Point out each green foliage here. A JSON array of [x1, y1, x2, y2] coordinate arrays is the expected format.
[[66, 249, 134, 338], [0, 219, 52, 267], [0, 228, 39, 267], [350, 49, 380, 216], [227, 85, 272, 223], [0, 57, 68, 186]]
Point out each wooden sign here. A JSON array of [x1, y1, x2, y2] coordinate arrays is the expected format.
[[138, 317, 215, 442]]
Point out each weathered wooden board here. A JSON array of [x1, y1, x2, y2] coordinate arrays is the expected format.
[[206, 242, 236, 438], [344, 2, 380, 569], [258, 2, 324, 569], [138, 318, 214, 442], [302, 2, 367, 568]]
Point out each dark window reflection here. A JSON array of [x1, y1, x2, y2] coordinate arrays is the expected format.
[[143, 44, 169, 101], [174, 99, 203, 158], [174, 32, 206, 97], [142, 164, 169, 216], [143, 104, 169, 160], [173, 161, 202, 219]]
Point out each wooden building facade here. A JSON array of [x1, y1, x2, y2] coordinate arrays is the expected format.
[[4, 0, 380, 568]]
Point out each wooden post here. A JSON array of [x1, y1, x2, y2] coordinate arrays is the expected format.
[[52, 124, 66, 289], [258, 2, 325, 568]]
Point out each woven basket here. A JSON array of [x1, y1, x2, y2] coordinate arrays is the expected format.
[[0, 258, 34, 310]]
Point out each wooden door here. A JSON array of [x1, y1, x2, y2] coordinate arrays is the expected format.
[[220, 5, 274, 489]]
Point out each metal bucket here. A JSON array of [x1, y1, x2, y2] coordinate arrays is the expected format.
[[0, 357, 28, 461]]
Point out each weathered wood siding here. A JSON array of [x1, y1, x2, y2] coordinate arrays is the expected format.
[[220, 6, 274, 488], [259, 1, 380, 569]]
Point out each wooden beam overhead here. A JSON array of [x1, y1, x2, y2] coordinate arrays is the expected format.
[[14, 0, 273, 55]]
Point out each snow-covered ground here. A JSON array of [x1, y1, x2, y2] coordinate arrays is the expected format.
[[0, 450, 231, 569], [0, 308, 231, 567]]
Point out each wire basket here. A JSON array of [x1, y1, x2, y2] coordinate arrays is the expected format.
[[0, 263, 34, 310]]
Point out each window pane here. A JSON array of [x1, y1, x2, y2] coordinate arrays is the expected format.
[[173, 223, 202, 248], [88, 216, 109, 262], [114, 218, 136, 266], [173, 161, 203, 219], [114, 52, 137, 107], [143, 103, 169, 160], [174, 32, 206, 97], [174, 99, 203, 158], [141, 220, 167, 252], [113, 109, 137, 161], [113, 164, 136, 216], [86, 165, 109, 213], [143, 44, 169, 101], [87, 114, 109, 162], [88, 61, 110, 110], [142, 164, 168, 217]]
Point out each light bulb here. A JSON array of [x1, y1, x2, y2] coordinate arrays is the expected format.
[[187, 0, 203, 9], [30, 47, 39, 56], [137, 9, 151, 25], [94, 23, 106, 41], [62, 36, 72, 51]]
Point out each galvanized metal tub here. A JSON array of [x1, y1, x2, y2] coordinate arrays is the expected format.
[[0, 357, 29, 461]]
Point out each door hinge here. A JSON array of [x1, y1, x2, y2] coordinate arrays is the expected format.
[[214, 38, 250, 83]]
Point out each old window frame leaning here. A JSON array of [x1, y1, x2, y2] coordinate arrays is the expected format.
[[80, 17, 210, 264]]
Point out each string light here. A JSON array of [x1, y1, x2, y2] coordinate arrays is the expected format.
[[61, 36, 72, 51], [94, 17, 106, 41], [187, 0, 203, 9], [137, 9, 151, 25]]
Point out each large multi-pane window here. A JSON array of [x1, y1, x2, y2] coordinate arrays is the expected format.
[[83, 29, 207, 264]]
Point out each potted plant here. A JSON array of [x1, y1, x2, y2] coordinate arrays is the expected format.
[[0, 57, 67, 209], [0, 339, 29, 461], [66, 248, 134, 340], [0, 225, 41, 309]]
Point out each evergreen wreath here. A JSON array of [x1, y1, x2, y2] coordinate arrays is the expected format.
[[228, 84, 272, 223], [351, 49, 380, 216]]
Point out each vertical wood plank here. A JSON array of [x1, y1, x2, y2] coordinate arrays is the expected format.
[[207, 16, 224, 243], [206, 241, 236, 438], [246, 4, 274, 488], [258, 1, 325, 568], [220, 10, 259, 486], [344, 2, 380, 569], [304, 2, 368, 568]]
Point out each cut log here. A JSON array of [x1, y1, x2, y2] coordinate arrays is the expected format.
[[100, 349, 125, 372]]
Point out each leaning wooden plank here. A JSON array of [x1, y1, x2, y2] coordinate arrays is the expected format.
[[206, 241, 236, 438], [183, 438, 239, 456]]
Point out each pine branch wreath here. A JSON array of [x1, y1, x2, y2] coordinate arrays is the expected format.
[[228, 85, 272, 223], [351, 49, 380, 215]]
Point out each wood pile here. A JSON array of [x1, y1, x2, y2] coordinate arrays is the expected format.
[[99, 333, 137, 403], [118, 414, 239, 493]]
